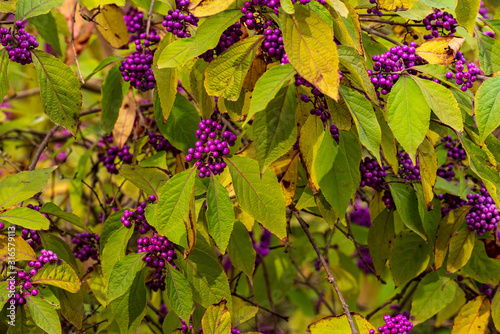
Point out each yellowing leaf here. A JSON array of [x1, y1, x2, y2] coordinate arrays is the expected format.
[[308, 313, 375, 334], [0, 235, 37, 262], [204, 35, 264, 101], [31, 260, 81, 293], [455, 0, 481, 36], [202, 300, 231, 334], [446, 228, 475, 274], [377, 0, 414, 11], [113, 89, 136, 148], [415, 37, 465, 66], [417, 138, 437, 206], [451, 296, 490, 334], [299, 116, 325, 191], [326, 0, 348, 17], [492, 292, 500, 331], [189, 0, 237, 17], [95, 5, 129, 49], [281, 5, 340, 101], [269, 150, 300, 206]]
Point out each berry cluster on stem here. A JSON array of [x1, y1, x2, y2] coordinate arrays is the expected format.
[[121, 195, 157, 233], [0, 21, 39, 65]]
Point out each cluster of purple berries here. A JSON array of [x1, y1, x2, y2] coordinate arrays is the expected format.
[[437, 163, 455, 181], [383, 190, 395, 210], [421, 9, 458, 40], [8, 249, 58, 306], [349, 203, 372, 227], [121, 195, 157, 233], [262, 28, 285, 63], [355, 245, 374, 274], [185, 119, 236, 179], [199, 23, 243, 62], [367, 42, 425, 96], [445, 53, 480, 92], [242, 0, 280, 19], [133, 32, 161, 51], [158, 303, 169, 323], [138, 233, 177, 291], [22, 204, 48, 249], [397, 152, 420, 182], [241, 4, 271, 31], [479, 1, 491, 18], [465, 187, 500, 235], [360, 157, 388, 191], [437, 193, 466, 216], [97, 137, 133, 174], [148, 132, 180, 154], [123, 7, 145, 41], [441, 135, 467, 161], [369, 314, 413, 334], [119, 49, 156, 91], [251, 228, 271, 264], [0, 21, 39, 65], [366, 0, 383, 16], [180, 315, 194, 332], [330, 125, 339, 144], [72, 232, 100, 262], [479, 284, 497, 299], [162, 9, 199, 38]]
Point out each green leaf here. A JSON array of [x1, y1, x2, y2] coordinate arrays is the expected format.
[[0, 235, 37, 262], [15, 0, 64, 20], [157, 37, 195, 68], [154, 35, 179, 122], [32, 50, 82, 135], [389, 183, 426, 240], [281, 0, 294, 13], [190, 59, 215, 119], [102, 225, 134, 285], [330, 1, 364, 56], [29, 12, 62, 56], [40, 202, 88, 231], [452, 296, 491, 334], [110, 270, 147, 334], [339, 86, 381, 162], [338, 46, 377, 103], [107, 252, 145, 302], [254, 83, 297, 173], [202, 300, 231, 334], [101, 64, 127, 133], [0, 207, 50, 230], [0, 48, 9, 102], [26, 296, 62, 334], [367, 209, 395, 275], [245, 63, 296, 126], [389, 230, 431, 286], [226, 155, 286, 239], [0, 167, 56, 210], [455, 0, 481, 35], [462, 241, 500, 285], [119, 164, 169, 199], [446, 228, 475, 274], [317, 130, 361, 219], [204, 35, 264, 100], [186, 10, 242, 59], [475, 75, 500, 145], [299, 116, 325, 189], [0, 281, 10, 311], [227, 221, 255, 277], [411, 272, 457, 324], [0, 0, 16, 12], [387, 76, 430, 161], [412, 76, 463, 132], [84, 55, 123, 81], [31, 260, 81, 293], [6, 304, 44, 334], [99, 209, 126, 256], [207, 175, 235, 254], [159, 93, 201, 154], [54, 288, 84, 330], [155, 167, 197, 248], [165, 263, 193, 323], [492, 292, 500, 331], [281, 4, 339, 100], [308, 313, 376, 333]]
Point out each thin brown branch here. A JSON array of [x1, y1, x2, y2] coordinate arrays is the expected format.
[[360, 18, 425, 27], [365, 280, 415, 320], [232, 292, 289, 321], [293, 210, 358, 334], [71, 2, 85, 84], [0, 150, 22, 172], [28, 125, 59, 171], [145, 0, 155, 36], [82, 180, 106, 213], [361, 25, 404, 46]]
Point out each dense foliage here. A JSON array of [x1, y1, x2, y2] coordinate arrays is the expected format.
[[1, 0, 500, 333]]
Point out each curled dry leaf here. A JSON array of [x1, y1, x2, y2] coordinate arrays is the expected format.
[[415, 37, 465, 66]]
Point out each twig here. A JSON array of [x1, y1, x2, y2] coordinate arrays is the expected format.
[[0, 20, 15, 24], [144, 314, 162, 333], [0, 150, 22, 172], [81, 319, 108, 332], [232, 292, 289, 321], [361, 25, 404, 46], [360, 18, 425, 27], [359, 13, 400, 17], [28, 125, 59, 171], [365, 280, 414, 320], [82, 180, 106, 213], [145, 0, 155, 36], [71, 2, 85, 84], [293, 210, 358, 334], [260, 256, 277, 332]]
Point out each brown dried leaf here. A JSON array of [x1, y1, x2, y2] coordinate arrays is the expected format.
[[113, 89, 137, 148]]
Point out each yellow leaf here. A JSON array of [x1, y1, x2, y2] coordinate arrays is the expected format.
[[94, 5, 129, 49], [281, 5, 340, 101], [446, 228, 475, 274], [202, 299, 231, 334], [112, 89, 136, 148], [189, 0, 237, 17], [377, 0, 414, 11], [269, 150, 300, 206], [452, 296, 490, 334], [298, 116, 325, 191], [0, 234, 37, 262], [415, 37, 465, 66], [417, 138, 437, 207], [308, 313, 375, 334]]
